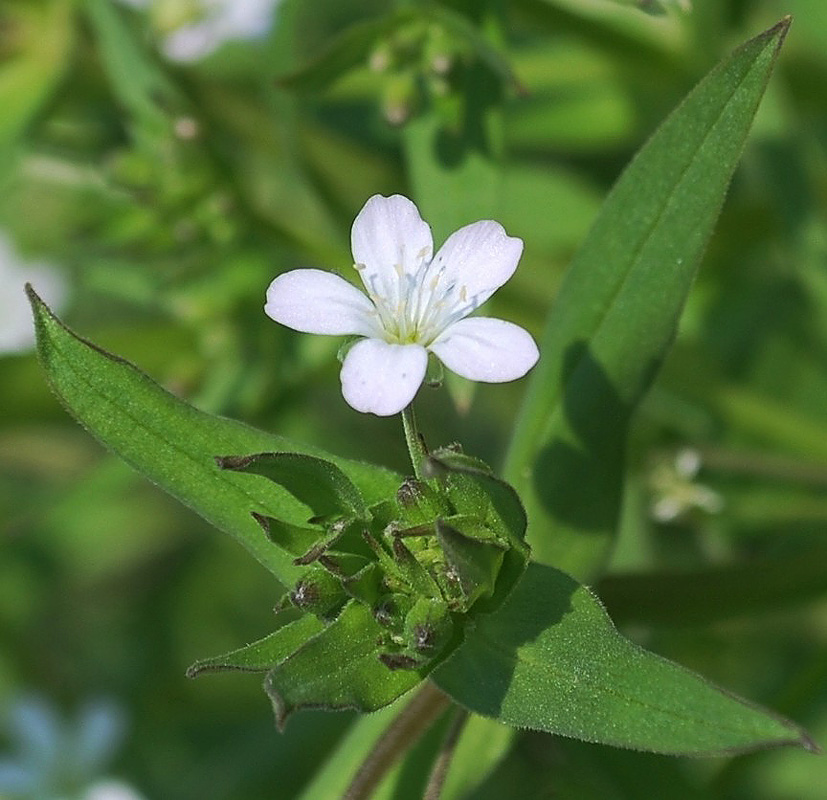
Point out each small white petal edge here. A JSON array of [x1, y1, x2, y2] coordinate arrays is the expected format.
[[430, 317, 539, 382], [340, 339, 428, 416], [265, 269, 379, 337]]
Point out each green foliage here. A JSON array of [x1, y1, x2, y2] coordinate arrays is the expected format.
[[434, 562, 814, 756], [5, 1, 827, 798], [27, 287, 398, 588], [504, 18, 791, 582]]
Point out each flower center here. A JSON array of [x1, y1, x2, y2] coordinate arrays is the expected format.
[[355, 248, 481, 345]]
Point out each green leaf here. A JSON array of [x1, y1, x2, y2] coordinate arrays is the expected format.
[[598, 543, 827, 627], [217, 452, 368, 519], [503, 19, 791, 581], [265, 601, 423, 729], [186, 615, 325, 677], [434, 562, 816, 756], [27, 288, 400, 588]]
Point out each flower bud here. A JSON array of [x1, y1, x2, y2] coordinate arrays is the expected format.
[[290, 566, 346, 620]]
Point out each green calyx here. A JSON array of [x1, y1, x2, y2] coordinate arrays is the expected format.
[[190, 447, 530, 725]]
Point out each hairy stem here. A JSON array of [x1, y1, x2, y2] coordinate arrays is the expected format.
[[402, 403, 428, 479], [423, 707, 470, 800], [343, 681, 451, 800]]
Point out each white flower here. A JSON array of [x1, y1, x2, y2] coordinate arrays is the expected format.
[[116, 0, 281, 63], [84, 780, 147, 800], [265, 194, 539, 416], [0, 232, 67, 355]]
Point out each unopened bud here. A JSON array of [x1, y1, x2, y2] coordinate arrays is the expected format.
[[290, 566, 346, 620]]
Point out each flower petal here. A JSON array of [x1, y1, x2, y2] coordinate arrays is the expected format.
[[429, 317, 539, 382], [340, 338, 428, 416], [265, 269, 379, 336], [426, 221, 523, 317], [351, 195, 434, 307]]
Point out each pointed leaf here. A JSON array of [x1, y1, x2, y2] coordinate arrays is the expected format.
[[265, 601, 424, 729], [434, 562, 816, 756], [186, 615, 324, 677], [504, 20, 791, 581], [28, 289, 400, 587]]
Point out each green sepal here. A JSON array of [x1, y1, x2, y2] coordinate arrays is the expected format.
[[341, 563, 385, 607], [289, 566, 348, 620], [396, 477, 451, 526], [186, 615, 325, 677], [217, 452, 368, 520], [425, 352, 444, 388], [402, 597, 454, 661], [373, 592, 415, 632], [265, 601, 424, 730], [316, 552, 372, 580], [436, 520, 505, 609], [389, 536, 443, 599], [252, 514, 324, 560], [427, 448, 528, 546]]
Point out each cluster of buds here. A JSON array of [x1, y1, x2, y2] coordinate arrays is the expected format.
[[368, 19, 467, 125], [218, 445, 529, 675]]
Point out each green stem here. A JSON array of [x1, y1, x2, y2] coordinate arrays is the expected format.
[[343, 682, 451, 800], [402, 404, 428, 479], [423, 707, 470, 800]]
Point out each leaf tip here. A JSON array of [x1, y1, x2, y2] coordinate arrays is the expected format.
[[263, 672, 291, 732], [214, 454, 254, 471], [765, 15, 792, 47], [25, 282, 50, 331]]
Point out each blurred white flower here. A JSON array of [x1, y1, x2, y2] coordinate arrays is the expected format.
[[0, 695, 144, 800], [84, 780, 147, 800], [117, 0, 282, 63], [649, 447, 724, 523], [0, 232, 67, 355], [265, 194, 539, 416]]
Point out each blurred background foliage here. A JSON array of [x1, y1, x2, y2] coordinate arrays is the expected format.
[[2, 0, 827, 797]]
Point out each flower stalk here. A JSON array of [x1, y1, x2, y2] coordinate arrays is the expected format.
[[402, 404, 428, 479], [343, 682, 451, 800]]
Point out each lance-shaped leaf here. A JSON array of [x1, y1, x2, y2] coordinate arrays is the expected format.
[[186, 615, 324, 677], [218, 452, 368, 519], [265, 601, 424, 730], [433, 562, 816, 756], [27, 289, 400, 588], [503, 19, 791, 581]]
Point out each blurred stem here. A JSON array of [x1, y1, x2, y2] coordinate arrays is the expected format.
[[343, 682, 451, 800], [696, 445, 827, 487], [402, 404, 428, 478], [423, 707, 470, 800]]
